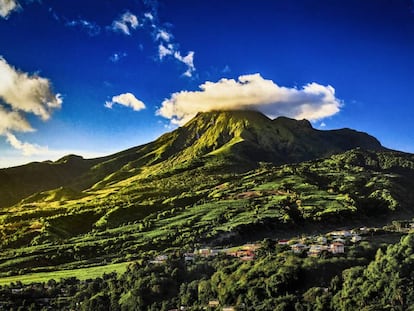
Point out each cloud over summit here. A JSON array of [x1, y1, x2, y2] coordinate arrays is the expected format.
[[157, 73, 342, 125]]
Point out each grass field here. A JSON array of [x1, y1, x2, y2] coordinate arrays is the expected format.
[[0, 262, 130, 286]]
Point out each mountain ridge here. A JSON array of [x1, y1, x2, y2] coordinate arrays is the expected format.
[[0, 110, 386, 207]]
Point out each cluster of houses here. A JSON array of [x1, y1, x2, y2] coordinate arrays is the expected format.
[[190, 243, 261, 261], [150, 243, 261, 265], [151, 230, 367, 264], [169, 302, 237, 311], [281, 229, 363, 257]]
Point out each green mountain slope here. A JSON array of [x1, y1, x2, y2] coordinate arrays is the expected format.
[[0, 111, 413, 311], [0, 155, 98, 208], [0, 110, 384, 208]]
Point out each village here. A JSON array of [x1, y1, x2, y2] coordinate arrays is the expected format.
[[2, 221, 413, 311], [158, 222, 414, 311], [151, 227, 376, 265]]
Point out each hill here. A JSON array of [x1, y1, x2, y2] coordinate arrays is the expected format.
[[0, 111, 413, 274], [0, 111, 414, 310], [0, 110, 383, 208]]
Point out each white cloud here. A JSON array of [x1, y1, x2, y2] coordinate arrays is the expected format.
[[156, 29, 172, 42], [157, 44, 195, 77], [145, 4, 196, 77], [174, 51, 195, 77], [0, 57, 62, 121], [158, 43, 174, 59], [157, 73, 342, 125], [105, 92, 146, 111], [66, 19, 101, 36], [0, 57, 61, 154], [111, 11, 139, 35], [109, 52, 127, 63], [0, 147, 114, 168], [0, 105, 33, 134], [5, 132, 47, 156], [144, 12, 154, 21], [0, 0, 20, 19]]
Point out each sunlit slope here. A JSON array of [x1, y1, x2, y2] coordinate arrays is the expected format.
[[0, 110, 384, 208]]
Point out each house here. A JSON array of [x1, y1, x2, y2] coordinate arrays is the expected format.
[[291, 243, 307, 254], [227, 251, 238, 257], [308, 245, 328, 257], [150, 254, 168, 264], [330, 242, 345, 254], [228, 249, 255, 261], [317, 236, 327, 244], [242, 243, 261, 251], [208, 300, 220, 307], [351, 235, 362, 243], [197, 248, 211, 257], [239, 250, 255, 261], [196, 248, 221, 257], [328, 230, 352, 238], [278, 239, 289, 245], [222, 307, 236, 311], [11, 288, 23, 294]]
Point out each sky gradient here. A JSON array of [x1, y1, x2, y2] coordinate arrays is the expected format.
[[1, 0, 414, 168]]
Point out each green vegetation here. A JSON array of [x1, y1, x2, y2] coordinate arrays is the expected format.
[[0, 111, 414, 309], [0, 262, 128, 286], [0, 233, 410, 310]]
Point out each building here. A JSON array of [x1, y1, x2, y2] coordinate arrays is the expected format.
[[328, 230, 352, 238], [150, 254, 168, 264], [308, 244, 328, 257], [208, 300, 220, 307], [351, 235, 362, 243], [330, 242, 345, 254], [317, 236, 327, 244], [291, 243, 307, 254], [228, 249, 255, 261]]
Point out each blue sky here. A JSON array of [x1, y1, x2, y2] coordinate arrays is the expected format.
[[0, 0, 414, 168]]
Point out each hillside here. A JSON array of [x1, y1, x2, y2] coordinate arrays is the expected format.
[[0, 110, 383, 208], [1, 111, 414, 309], [0, 137, 413, 277]]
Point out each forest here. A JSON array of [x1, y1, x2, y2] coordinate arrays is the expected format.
[[1, 231, 413, 310]]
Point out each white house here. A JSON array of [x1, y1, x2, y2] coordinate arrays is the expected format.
[[330, 242, 345, 254]]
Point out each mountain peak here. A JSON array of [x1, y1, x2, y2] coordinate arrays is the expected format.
[[190, 110, 271, 125], [190, 110, 313, 130], [170, 109, 383, 166]]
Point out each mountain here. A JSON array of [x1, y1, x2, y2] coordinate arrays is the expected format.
[[1, 110, 414, 285], [173, 110, 382, 164], [0, 110, 384, 208]]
